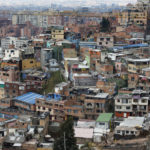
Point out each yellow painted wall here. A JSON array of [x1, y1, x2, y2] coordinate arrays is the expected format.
[[22, 59, 41, 70], [128, 63, 150, 73], [52, 29, 64, 40], [118, 11, 147, 26]]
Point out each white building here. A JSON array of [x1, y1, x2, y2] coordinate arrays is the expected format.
[[3, 49, 22, 61], [1, 37, 28, 49], [115, 117, 145, 137], [115, 90, 149, 118]]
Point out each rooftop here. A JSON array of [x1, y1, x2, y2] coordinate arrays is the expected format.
[[74, 127, 93, 139], [14, 92, 44, 105], [96, 113, 113, 122], [142, 67, 150, 72], [127, 58, 150, 62], [95, 93, 109, 99], [77, 120, 95, 128], [119, 117, 145, 128], [116, 94, 132, 99]]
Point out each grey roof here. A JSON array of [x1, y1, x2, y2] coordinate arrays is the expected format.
[[119, 117, 145, 128], [116, 94, 132, 99], [5, 136, 25, 144]]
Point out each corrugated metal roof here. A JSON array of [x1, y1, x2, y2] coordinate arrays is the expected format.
[[15, 92, 44, 105], [120, 117, 144, 128], [96, 113, 113, 122]]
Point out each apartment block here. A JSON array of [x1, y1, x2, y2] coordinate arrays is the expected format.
[[0, 66, 20, 82], [115, 90, 149, 118], [127, 58, 150, 73], [51, 26, 64, 40], [97, 34, 114, 48], [83, 93, 109, 120]]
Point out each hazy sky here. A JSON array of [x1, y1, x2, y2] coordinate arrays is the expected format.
[[0, 0, 137, 7]]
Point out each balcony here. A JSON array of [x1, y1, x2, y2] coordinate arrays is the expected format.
[[133, 95, 140, 99], [132, 100, 139, 105], [133, 108, 138, 111]]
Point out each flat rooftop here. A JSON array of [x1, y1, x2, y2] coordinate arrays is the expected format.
[[15, 92, 44, 105], [127, 58, 150, 62], [120, 117, 145, 128]]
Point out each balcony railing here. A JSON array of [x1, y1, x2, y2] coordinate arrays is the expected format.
[[133, 95, 140, 99]]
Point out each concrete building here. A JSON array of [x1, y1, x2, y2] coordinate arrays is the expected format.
[[114, 117, 145, 139], [51, 26, 64, 40], [83, 93, 109, 120], [0, 66, 20, 82], [97, 34, 114, 48], [1, 37, 28, 49], [36, 94, 64, 122], [95, 113, 113, 130], [127, 58, 150, 73], [115, 90, 149, 118], [3, 49, 21, 61], [117, 9, 148, 28], [22, 58, 41, 70]]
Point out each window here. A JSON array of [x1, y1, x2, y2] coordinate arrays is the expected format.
[[133, 99, 138, 103], [96, 103, 100, 108], [55, 104, 58, 107], [141, 99, 146, 103], [30, 61, 33, 64], [126, 106, 130, 110], [131, 131, 134, 134], [126, 131, 129, 134], [116, 106, 122, 109], [140, 105, 146, 110], [73, 110, 78, 114], [67, 109, 71, 113], [117, 130, 120, 134], [96, 110, 101, 113], [43, 107, 45, 110], [99, 122, 105, 125], [122, 99, 128, 104], [131, 77, 134, 81], [38, 106, 40, 109], [87, 103, 92, 107]]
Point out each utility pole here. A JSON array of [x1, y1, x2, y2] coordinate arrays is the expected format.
[[64, 132, 66, 150]]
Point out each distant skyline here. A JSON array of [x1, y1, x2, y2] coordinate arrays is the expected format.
[[0, 0, 137, 7]]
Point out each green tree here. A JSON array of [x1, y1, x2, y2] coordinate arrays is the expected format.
[[54, 117, 78, 150], [100, 17, 111, 32], [42, 71, 65, 94]]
